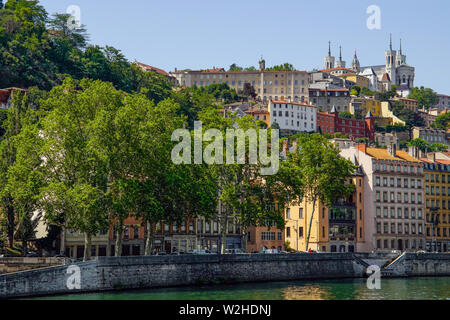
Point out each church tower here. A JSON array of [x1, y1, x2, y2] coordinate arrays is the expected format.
[[351, 49, 360, 72], [395, 38, 406, 67], [336, 46, 346, 68], [385, 34, 397, 85], [324, 41, 335, 69]]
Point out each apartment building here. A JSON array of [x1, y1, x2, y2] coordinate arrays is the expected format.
[[317, 107, 375, 141], [247, 226, 284, 253], [308, 88, 351, 113], [433, 94, 450, 112], [172, 59, 309, 103], [421, 155, 450, 252], [412, 127, 448, 146], [284, 167, 365, 253], [390, 97, 419, 113], [269, 100, 317, 133], [341, 144, 426, 252]]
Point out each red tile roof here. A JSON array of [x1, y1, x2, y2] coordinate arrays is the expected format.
[[320, 67, 356, 73], [381, 73, 391, 81], [271, 100, 317, 108], [135, 62, 171, 77]]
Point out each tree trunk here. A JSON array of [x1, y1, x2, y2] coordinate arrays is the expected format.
[[114, 221, 123, 257], [241, 227, 248, 253], [60, 226, 66, 256], [220, 214, 228, 254], [6, 200, 14, 248], [83, 232, 92, 261], [305, 197, 317, 252], [22, 239, 27, 256], [144, 221, 153, 256]]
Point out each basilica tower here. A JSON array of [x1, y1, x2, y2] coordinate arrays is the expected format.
[[385, 34, 397, 85], [324, 41, 335, 69]]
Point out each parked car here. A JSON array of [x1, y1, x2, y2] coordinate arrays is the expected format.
[[26, 251, 39, 257], [225, 248, 246, 254], [191, 249, 214, 255], [260, 248, 279, 254], [416, 250, 426, 254], [155, 252, 167, 256]]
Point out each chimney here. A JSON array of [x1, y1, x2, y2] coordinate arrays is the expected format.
[[356, 143, 367, 154], [387, 143, 397, 157]]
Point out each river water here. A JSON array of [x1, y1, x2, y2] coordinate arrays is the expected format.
[[31, 277, 450, 300]]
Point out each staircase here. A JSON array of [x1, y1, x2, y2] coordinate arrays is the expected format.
[[381, 252, 407, 277]]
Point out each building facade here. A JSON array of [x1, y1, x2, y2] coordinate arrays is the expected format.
[[309, 88, 351, 113], [433, 94, 450, 112], [172, 59, 309, 103], [269, 100, 317, 133], [412, 127, 448, 146], [317, 108, 375, 141], [340, 144, 426, 252], [421, 156, 450, 252]]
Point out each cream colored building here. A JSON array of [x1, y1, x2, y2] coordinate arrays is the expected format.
[[171, 59, 309, 103]]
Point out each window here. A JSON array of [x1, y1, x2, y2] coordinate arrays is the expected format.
[[299, 208, 303, 219], [299, 227, 304, 238], [286, 227, 291, 238], [286, 208, 291, 219]]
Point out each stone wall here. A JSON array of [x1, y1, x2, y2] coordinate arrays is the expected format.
[[0, 257, 69, 275], [0, 253, 449, 299]]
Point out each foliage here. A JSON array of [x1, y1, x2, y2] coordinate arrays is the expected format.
[[283, 133, 356, 250], [0, 1, 172, 101], [265, 63, 294, 71], [390, 101, 424, 128], [408, 86, 438, 110], [408, 138, 430, 153], [432, 112, 450, 130]]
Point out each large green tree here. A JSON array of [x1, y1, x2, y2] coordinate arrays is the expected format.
[[408, 86, 438, 110], [284, 134, 356, 251]]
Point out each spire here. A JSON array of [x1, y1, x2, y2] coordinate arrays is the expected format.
[[389, 33, 392, 51], [354, 48, 357, 58], [328, 41, 331, 57], [399, 38, 402, 55], [339, 46, 342, 61]]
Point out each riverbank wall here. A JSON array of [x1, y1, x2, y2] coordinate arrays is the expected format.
[[0, 253, 449, 299]]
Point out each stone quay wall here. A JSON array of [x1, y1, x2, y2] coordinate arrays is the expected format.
[[0, 252, 449, 299]]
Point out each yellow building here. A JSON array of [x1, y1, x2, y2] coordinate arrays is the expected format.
[[284, 170, 365, 252], [349, 96, 382, 117], [339, 74, 370, 89], [422, 156, 450, 252]]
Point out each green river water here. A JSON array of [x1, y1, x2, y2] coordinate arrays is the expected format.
[[30, 277, 450, 300]]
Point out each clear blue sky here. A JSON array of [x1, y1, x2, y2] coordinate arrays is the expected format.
[[39, 0, 450, 94]]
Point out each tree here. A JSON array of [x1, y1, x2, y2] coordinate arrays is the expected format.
[[242, 83, 257, 100], [38, 78, 116, 261], [432, 112, 450, 130], [266, 63, 294, 71], [350, 85, 361, 97], [408, 86, 438, 110], [0, 89, 35, 249], [361, 87, 375, 96], [339, 112, 353, 119], [430, 143, 448, 152], [228, 63, 242, 71], [197, 108, 289, 253], [284, 134, 356, 251], [408, 138, 430, 153]]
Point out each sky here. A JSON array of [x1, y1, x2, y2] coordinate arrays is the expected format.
[[38, 0, 450, 94]]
